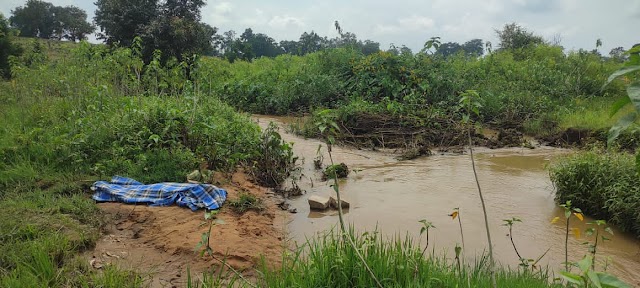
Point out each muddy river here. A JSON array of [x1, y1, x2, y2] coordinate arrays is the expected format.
[[255, 116, 640, 284]]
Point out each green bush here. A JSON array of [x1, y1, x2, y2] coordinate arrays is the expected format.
[[550, 151, 640, 237]]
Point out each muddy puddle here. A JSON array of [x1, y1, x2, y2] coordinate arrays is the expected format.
[[255, 115, 640, 285]]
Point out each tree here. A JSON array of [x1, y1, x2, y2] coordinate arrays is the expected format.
[[142, 0, 216, 63], [279, 40, 300, 55], [399, 45, 413, 56], [387, 43, 400, 56], [10, 0, 55, 38], [495, 23, 543, 50], [360, 40, 380, 55], [298, 31, 326, 55], [435, 42, 462, 57], [0, 13, 23, 78], [609, 46, 627, 63], [462, 39, 483, 57], [95, 0, 216, 62], [239, 28, 282, 58], [94, 0, 159, 46], [51, 6, 94, 41]]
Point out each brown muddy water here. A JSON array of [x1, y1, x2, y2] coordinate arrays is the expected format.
[[255, 116, 640, 285]]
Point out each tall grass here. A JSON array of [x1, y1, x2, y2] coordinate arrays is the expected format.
[[257, 229, 554, 288], [550, 150, 640, 237]]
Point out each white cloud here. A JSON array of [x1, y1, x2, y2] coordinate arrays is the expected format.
[[205, 2, 233, 24], [268, 15, 304, 29], [398, 15, 435, 30], [374, 15, 435, 35]]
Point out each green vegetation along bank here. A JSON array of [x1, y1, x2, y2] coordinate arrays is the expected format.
[[1, 21, 638, 287], [0, 36, 297, 285]]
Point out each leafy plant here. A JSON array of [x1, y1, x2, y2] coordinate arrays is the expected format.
[[460, 89, 496, 288], [194, 210, 255, 287], [604, 45, 640, 147], [560, 255, 630, 288], [249, 122, 297, 188], [584, 220, 614, 268], [555, 200, 585, 271]]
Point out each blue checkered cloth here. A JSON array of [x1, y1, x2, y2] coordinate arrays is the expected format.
[[92, 176, 227, 211]]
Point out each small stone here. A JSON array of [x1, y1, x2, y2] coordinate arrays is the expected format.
[[288, 207, 298, 213], [308, 195, 331, 210], [90, 258, 103, 269], [278, 201, 290, 210], [329, 195, 350, 209]]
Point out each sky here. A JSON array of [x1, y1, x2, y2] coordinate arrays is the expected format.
[[1, 0, 638, 54]]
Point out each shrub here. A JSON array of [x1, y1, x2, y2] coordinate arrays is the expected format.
[[550, 151, 640, 237]]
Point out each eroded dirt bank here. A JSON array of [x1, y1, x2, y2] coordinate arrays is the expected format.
[[86, 172, 286, 288]]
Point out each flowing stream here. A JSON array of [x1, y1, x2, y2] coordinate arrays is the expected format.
[[255, 116, 640, 285]]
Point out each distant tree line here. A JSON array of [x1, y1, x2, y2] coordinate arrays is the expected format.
[[9, 0, 94, 41], [213, 25, 382, 62], [4, 0, 631, 67]]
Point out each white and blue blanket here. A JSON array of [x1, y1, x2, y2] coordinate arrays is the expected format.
[[92, 176, 227, 211]]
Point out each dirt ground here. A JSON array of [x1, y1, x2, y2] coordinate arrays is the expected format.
[[86, 172, 287, 288]]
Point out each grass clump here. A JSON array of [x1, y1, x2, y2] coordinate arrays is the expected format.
[[227, 192, 265, 214], [323, 163, 349, 180], [549, 150, 640, 237], [258, 229, 554, 288]]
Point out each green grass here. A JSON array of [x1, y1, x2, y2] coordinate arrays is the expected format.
[[549, 150, 640, 237], [0, 174, 146, 287], [257, 229, 555, 288], [556, 96, 635, 131]]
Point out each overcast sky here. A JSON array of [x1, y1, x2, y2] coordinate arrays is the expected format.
[[1, 0, 637, 54]]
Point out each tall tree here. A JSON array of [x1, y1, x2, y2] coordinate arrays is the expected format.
[[435, 42, 462, 57], [94, 0, 159, 46], [142, 0, 215, 62], [0, 13, 22, 78], [399, 45, 413, 56], [279, 40, 300, 55], [10, 0, 55, 38], [495, 23, 543, 50], [298, 31, 326, 55], [239, 28, 282, 58], [51, 6, 95, 41], [360, 40, 380, 55], [462, 39, 483, 57], [95, 0, 215, 62], [609, 46, 626, 63]]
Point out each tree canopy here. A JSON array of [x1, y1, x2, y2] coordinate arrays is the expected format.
[[495, 23, 544, 50], [95, 0, 215, 62], [10, 0, 93, 41]]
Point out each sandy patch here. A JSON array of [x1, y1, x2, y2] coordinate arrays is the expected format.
[[86, 172, 287, 288]]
